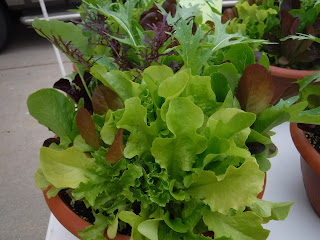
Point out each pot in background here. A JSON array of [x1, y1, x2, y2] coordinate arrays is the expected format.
[[269, 66, 319, 104], [290, 123, 320, 216]]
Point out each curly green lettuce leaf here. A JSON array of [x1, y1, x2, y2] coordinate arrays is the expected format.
[[182, 71, 219, 115], [203, 210, 270, 240], [117, 97, 157, 158], [119, 211, 147, 240], [187, 157, 264, 214], [78, 212, 112, 240], [142, 65, 174, 107], [40, 146, 95, 189], [100, 110, 118, 145], [27, 88, 75, 138], [207, 108, 256, 140], [151, 97, 207, 179]]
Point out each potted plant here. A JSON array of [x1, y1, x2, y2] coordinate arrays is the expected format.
[[290, 74, 320, 216], [26, 0, 320, 239], [222, 0, 320, 102]]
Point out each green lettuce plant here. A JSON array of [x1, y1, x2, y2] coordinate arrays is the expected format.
[[27, 0, 320, 239], [223, 0, 320, 69]]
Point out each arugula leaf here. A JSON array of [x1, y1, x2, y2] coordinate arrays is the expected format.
[[173, 20, 212, 75], [84, 0, 142, 47], [27, 89, 75, 138]]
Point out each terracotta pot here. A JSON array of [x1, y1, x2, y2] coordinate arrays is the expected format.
[[269, 66, 320, 104], [43, 174, 267, 239], [290, 123, 320, 216]]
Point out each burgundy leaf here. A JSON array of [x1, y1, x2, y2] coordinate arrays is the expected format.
[[271, 82, 299, 105], [76, 108, 100, 150], [139, 4, 164, 30], [43, 137, 60, 147], [254, 51, 263, 63], [92, 85, 124, 115], [246, 142, 266, 155], [268, 143, 277, 156], [162, 0, 177, 17], [297, 123, 318, 133], [290, 18, 300, 35], [106, 129, 124, 164], [222, 8, 236, 24], [280, 0, 301, 13], [236, 64, 275, 114], [281, 11, 295, 37], [54, 72, 93, 113]]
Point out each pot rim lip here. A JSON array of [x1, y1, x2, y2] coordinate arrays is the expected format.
[[43, 187, 130, 239], [290, 122, 320, 176], [270, 65, 320, 80]]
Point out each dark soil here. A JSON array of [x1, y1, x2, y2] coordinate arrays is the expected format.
[[305, 132, 320, 154], [59, 189, 95, 224], [59, 189, 132, 236]]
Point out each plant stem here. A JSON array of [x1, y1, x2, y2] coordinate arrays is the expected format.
[[75, 65, 92, 101]]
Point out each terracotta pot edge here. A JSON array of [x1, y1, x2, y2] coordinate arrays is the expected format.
[[290, 123, 320, 176], [270, 66, 320, 80]]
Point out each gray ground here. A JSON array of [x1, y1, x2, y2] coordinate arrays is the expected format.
[[0, 22, 73, 240]]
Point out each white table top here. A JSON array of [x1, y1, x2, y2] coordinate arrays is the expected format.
[[46, 122, 320, 240]]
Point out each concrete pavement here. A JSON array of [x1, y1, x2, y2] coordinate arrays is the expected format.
[[0, 22, 73, 240]]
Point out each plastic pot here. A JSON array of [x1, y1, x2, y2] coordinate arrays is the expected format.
[[290, 123, 320, 216], [43, 174, 267, 239]]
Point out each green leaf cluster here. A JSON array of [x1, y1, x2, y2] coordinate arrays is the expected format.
[[226, 1, 279, 39], [26, 1, 320, 240]]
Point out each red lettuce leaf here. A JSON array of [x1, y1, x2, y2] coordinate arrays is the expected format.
[[92, 85, 123, 115], [54, 72, 93, 113], [43, 137, 60, 147], [280, 0, 301, 13], [105, 128, 124, 164], [236, 64, 275, 114], [76, 108, 100, 150], [222, 8, 236, 24]]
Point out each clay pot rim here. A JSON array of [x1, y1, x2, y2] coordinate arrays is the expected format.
[[43, 188, 130, 240], [270, 65, 320, 80], [290, 122, 320, 176]]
